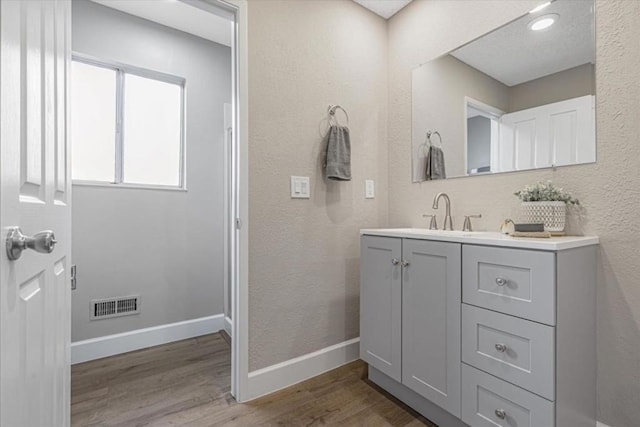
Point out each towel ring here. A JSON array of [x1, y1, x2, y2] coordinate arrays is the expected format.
[[421, 136, 430, 157], [328, 105, 349, 127], [426, 130, 442, 148]]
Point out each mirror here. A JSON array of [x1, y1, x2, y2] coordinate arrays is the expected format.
[[412, 0, 595, 182]]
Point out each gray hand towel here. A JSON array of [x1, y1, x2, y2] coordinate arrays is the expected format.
[[425, 145, 446, 180], [325, 125, 351, 181]]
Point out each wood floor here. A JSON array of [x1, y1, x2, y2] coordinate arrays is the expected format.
[[71, 333, 434, 426]]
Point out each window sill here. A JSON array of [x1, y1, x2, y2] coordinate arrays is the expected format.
[[72, 181, 187, 192]]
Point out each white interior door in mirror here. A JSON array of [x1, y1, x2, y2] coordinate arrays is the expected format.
[[497, 95, 595, 172]]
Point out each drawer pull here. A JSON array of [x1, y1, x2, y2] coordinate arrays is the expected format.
[[392, 258, 400, 266], [495, 343, 508, 353], [495, 408, 507, 419], [495, 277, 507, 286], [401, 260, 410, 267]]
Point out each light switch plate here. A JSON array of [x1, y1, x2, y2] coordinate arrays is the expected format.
[[291, 176, 310, 199], [365, 179, 375, 199]]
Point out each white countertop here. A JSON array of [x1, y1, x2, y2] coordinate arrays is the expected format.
[[360, 228, 599, 251]]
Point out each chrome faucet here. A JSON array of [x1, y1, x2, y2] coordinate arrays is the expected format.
[[432, 192, 453, 230]]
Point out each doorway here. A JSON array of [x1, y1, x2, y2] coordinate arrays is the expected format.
[[464, 97, 504, 175], [68, 0, 240, 421]]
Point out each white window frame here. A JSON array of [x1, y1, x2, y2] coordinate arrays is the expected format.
[[71, 53, 187, 191]]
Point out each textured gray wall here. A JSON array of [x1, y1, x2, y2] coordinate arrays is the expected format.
[[71, 0, 231, 341], [509, 63, 595, 112], [388, 1, 640, 426], [247, 0, 389, 371]]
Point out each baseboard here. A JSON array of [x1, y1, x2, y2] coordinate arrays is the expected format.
[[224, 316, 232, 337], [71, 314, 225, 364], [246, 337, 360, 401]]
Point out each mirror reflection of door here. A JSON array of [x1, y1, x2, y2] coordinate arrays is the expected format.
[[465, 98, 503, 175]]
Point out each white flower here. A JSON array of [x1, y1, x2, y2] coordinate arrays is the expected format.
[[514, 181, 579, 205]]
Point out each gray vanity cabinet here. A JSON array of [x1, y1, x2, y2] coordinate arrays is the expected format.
[[361, 229, 598, 427], [360, 236, 461, 416]]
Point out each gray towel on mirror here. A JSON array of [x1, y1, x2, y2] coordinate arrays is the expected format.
[[425, 145, 446, 180], [325, 125, 351, 181]]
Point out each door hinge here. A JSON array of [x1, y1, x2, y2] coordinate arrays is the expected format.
[[235, 218, 242, 230], [71, 264, 77, 290]]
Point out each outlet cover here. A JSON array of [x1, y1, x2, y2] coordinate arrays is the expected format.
[[365, 180, 375, 199]]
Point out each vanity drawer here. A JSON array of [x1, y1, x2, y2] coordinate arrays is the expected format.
[[462, 364, 555, 427], [462, 304, 555, 400], [462, 245, 556, 325]]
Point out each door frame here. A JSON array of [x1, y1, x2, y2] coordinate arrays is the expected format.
[[223, 0, 249, 402], [199, 0, 250, 402], [65, 0, 250, 404]]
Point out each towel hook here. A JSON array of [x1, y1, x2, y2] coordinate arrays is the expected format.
[[426, 130, 442, 148], [328, 105, 349, 127]]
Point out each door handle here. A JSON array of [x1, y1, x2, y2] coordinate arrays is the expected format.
[[6, 227, 57, 261]]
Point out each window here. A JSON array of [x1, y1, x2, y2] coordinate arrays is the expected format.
[[71, 57, 185, 188], [71, 61, 117, 182]]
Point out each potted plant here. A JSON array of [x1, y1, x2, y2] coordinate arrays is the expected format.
[[514, 181, 579, 232]]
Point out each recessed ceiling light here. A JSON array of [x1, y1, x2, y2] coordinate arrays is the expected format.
[[529, 1, 552, 14], [528, 13, 559, 31]]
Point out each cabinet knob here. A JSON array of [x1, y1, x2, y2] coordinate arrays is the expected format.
[[495, 277, 507, 286], [392, 258, 400, 266], [401, 260, 410, 267], [495, 409, 507, 420], [495, 343, 508, 353]]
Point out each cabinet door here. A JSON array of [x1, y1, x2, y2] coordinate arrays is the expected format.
[[402, 239, 461, 417], [360, 235, 402, 382]]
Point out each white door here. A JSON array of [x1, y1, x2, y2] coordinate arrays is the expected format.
[[1, 1, 72, 426], [498, 95, 595, 172], [223, 103, 232, 325], [547, 95, 596, 166]]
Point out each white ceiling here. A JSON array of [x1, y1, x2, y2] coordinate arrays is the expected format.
[[450, 0, 594, 86], [91, 0, 233, 47], [352, 0, 413, 19]]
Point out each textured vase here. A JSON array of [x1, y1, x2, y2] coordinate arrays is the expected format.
[[520, 201, 566, 232]]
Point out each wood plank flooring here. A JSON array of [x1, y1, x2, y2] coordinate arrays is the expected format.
[[71, 333, 434, 426]]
